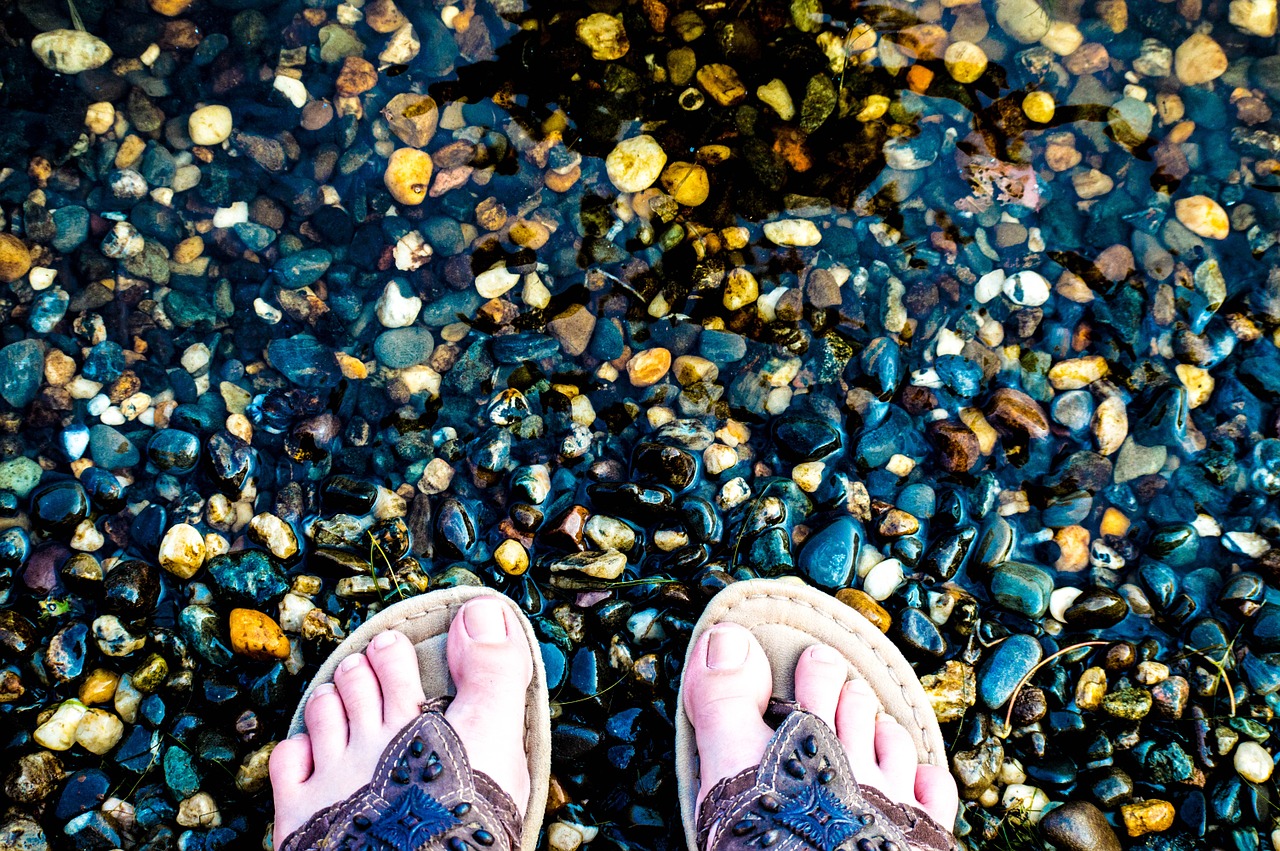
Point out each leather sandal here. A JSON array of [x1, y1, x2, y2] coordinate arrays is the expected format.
[[277, 586, 551, 851], [676, 579, 960, 851]]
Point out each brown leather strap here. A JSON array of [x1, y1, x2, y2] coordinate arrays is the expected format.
[[695, 710, 959, 851], [279, 709, 523, 851]]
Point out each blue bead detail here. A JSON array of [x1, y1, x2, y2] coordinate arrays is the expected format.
[[369, 786, 459, 848], [771, 784, 863, 851]]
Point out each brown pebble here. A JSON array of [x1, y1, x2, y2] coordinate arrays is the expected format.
[[335, 56, 378, 96], [836, 588, 892, 633], [985, 387, 1049, 439], [928, 420, 981, 472], [546, 304, 597, 357], [300, 100, 334, 131], [0, 234, 31, 283]]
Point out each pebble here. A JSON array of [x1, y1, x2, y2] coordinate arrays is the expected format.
[[627, 348, 672, 386], [1121, 799, 1175, 836], [188, 105, 233, 146], [1039, 801, 1122, 851], [1023, 91, 1056, 123], [228, 609, 291, 661], [576, 13, 629, 60], [994, 0, 1050, 42], [1174, 195, 1230, 239], [1234, 740, 1274, 782], [30, 29, 112, 74], [944, 41, 987, 83], [863, 558, 905, 601], [1174, 33, 1228, 85], [606, 136, 667, 193], [763, 219, 822, 246], [384, 148, 434, 205], [375, 280, 424, 329]]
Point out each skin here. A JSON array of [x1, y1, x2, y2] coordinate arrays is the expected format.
[[681, 623, 960, 832], [270, 604, 958, 849], [269, 598, 532, 848]]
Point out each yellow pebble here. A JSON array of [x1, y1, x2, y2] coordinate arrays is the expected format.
[[1023, 91, 1056, 124], [495, 539, 529, 576], [857, 95, 890, 122], [383, 147, 434, 206], [1100, 507, 1131, 537]]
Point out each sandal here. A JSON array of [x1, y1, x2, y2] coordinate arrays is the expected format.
[[278, 586, 551, 851], [675, 579, 959, 851]]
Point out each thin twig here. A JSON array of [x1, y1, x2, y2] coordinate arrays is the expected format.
[[1002, 640, 1109, 733]]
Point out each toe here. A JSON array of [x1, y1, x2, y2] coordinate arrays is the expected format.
[[448, 598, 533, 691], [367, 630, 426, 729], [914, 764, 960, 829], [269, 733, 314, 789], [304, 684, 349, 763], [873, 716, 919, 802], [333, 653, 383, 741], [445, 598, 532, 816], [683, 624, 774, 813], [793, 644, 846, 731], [834, 679, 879, 778]]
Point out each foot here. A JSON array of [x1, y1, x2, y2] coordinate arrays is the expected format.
[[270, 598, 533, 848], [683, 625, 959, 834]]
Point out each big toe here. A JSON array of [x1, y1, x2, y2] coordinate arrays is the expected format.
[[682, 624, 774, 811], [445, 598, 532, 815]]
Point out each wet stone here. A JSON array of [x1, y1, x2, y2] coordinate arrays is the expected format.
[[978, 633, 1042, 709], [800, 517, 861, 589]]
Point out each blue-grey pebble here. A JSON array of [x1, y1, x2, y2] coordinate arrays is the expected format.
[[374, 327, 435, 369], [0, 340, 44, 408], [978, 633, 1043, 709], [89, 424, 140, 469]]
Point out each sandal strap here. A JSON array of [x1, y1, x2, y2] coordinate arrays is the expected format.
[[695, 710, 959, 851], [279, 708, 523, 851]]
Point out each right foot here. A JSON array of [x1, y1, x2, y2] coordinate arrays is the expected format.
[[682, 624, 959, 832], [269, 598, 533, 848]]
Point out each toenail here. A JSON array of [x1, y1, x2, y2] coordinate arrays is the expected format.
[[707, 627, 749, 670], [313, 683, 336, 697], [371, 631, 398, 650], [849, 678, 874, 694], [808, 644, 844, 666], [339, 654, 364, 672], [462, 600, 508, 643]]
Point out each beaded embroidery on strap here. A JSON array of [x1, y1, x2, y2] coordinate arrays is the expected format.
[[695, 710, 959, 851], [279, 706, 522, 851]]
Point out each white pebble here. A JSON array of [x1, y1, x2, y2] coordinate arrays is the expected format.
[[475, 265, 520, 299], [254, 299, 282, 324], [1235, 741, 1275, 783], [975, 269, 1005, 303], [375, 280, 423, 328], [863, 558, 905, 601], [1003, 270, 1051, 306], [273, 75, 309, 108], [1001, 784, 1049, 822], [1049, 587, 1083, 622], [212, 201, 248, 228], [86, 394, 109, 417], [188, 104, 233, 146], [762, 219, 821, 247]]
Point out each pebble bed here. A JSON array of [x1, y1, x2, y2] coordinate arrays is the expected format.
[[1, 0, 1279, 848]]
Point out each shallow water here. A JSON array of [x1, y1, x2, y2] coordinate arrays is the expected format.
[[1, 0, 1280, 847]]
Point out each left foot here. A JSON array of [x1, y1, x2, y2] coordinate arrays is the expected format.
[[269, 598, 533, 848]]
